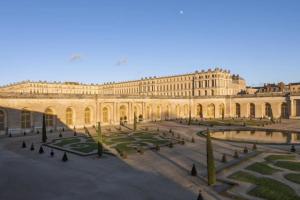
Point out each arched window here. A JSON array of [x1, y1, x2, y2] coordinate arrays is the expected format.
[[66, 108, 73, 125], [207, 104, 215, 118], [236, 103, 241, 118], [45, 108, 54, 127], [120, 105, 127, 121], [281, 103, 288, 119], [250, 103, 255, 118], [84, 107, 91, 125], [21, 109, 31, 129], [197, 104, 203, 118], [176, 105, 180, 118], [219, 104, 225, 118], [0, 110, 5, 131], [102, 107, 109, 123], [146, 106, 151, 120], [265, 103, 272, 118]]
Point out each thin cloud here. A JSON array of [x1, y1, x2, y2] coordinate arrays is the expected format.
[[69, 54, 82, 62], [116, 57, 128, 66]]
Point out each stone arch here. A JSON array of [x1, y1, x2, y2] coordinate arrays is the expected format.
[[45, 107, 55, 127], [235, 103, 241, 118], [119, 105, 128, 123], [156, 105, 162, 120], [175, 104, 180, 118], [84, 107, 92, 125], [0, 109, 6, 131], [281, 103, 288, 119], [196, 104, 203, 118], [265, 103, 272, 118], [66, 107, 74, 126], [102, 106, 110, 124], [165, 105, 170, 119], [183, 104, 189, 117], [21, 108, 31, 129], [146, 105, 151, 120], [207, 104, 215, 118], [250, 103, 255, 118], [219, 103, 225, 119]]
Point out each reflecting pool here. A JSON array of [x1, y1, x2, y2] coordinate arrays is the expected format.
[[210, 130, 300, 144]]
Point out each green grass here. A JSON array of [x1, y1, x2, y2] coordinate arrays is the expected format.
[[190, 118, 270, 127], [274, 161, 300, 172], [246, 162, 281, 175], [70, 143, 97, 153], [265, 154, 295, 162], [229, 171, 300, 200], [284, 173, 300, 184], [53, 138, 81, 147]]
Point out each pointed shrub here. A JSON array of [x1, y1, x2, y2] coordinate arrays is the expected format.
[[9, 133, 12, 137], [169, 142, 173, 148], [62, 152, 68, 162], [291, 145, 296, 153], [222, 154, 227, 163], [252, 143, 257, 151], [155, 144, 160, 151], [74, 131, 77, 136], [59, 132, 62, 138], [97, 142, 103, 157], [234, 150, 239, 158], [191, 164, 197, 176], [243, 146, 248, 154], [197, 190, 204, 200], [191, 137, 195, 143], [39, 146, 44, 154], [30, 143, 35, 151], [22, 141, 26, 148], [42, 114, 47, 143], [206, 130, 216, 186], [50, 149, 54, 157]]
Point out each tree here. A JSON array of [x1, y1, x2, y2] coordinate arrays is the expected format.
[[133, 112, 137, 131], [97, 122, 103, 157], [42, 114, 47, 143], [191, 164, 197, 176], [206, 129, 216, 186]]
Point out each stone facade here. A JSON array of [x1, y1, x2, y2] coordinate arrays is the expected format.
[[0, 69, 299, 135]]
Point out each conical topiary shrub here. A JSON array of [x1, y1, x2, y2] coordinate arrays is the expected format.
[[50, 149, 54, 157], [191, 164, 197, 176], [206, 129, 216, 186], [243, 146, 248, 154], [30, 143, 35, 151], [42, 114, 47, 143], [22, 141, 26, 148], [59, 132, 62, 138], [62, 152, 68, 162], [74, 131, 77, 136], [252, 143, 257, 151], [169, 142, 173, 148], [291, 145, 296, 152], [9, 133, 12, 137], [197, 190, 204, 200], [234, 150, 239, 158], [23, 132, 26, 136], [222, 154, 227, 163], [39, 146, 44, 154]]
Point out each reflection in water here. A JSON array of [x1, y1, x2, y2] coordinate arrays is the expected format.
[[211, 130, 300, 144]]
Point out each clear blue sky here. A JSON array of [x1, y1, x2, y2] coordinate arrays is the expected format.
[[0, 0, 299, 86]]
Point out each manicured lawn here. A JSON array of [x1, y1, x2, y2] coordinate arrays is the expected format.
[[265, 154, 295, 162], [246, 162, 281, 175], [70, 143, 98, 153], [284, 173, 300, 184], [229, 171, 300, 200], [274, 161, 300, 172], [190, 118, 270, 127], [53, 138, 81, 147]]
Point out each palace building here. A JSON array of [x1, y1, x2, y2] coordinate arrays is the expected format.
[[0, 68, 299, 135]]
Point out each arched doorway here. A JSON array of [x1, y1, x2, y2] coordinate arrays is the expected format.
[[236, 103, 241, 118], [207, 104, 215, 118], [0, 110, 5, 131], [175, 105, 180, 118], [66, 107, 74, 126], [219, 104, 225, 119], [165, 105, 170, 119], [183, 104, 189, 118], [102, 107, 110, 123], [119, 105, 127, 123], [45, 108, 55, 128], [265, 103, 272, 118], [281, 103, 288, 119], [21, 109, 31, 129], [196, 104, 203, 118], [250, 103, 255, 118], [84, 107, 92, 125], [146, 105, 151, 120]]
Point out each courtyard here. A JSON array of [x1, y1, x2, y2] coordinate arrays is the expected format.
[[0, 119, 300, 200]]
